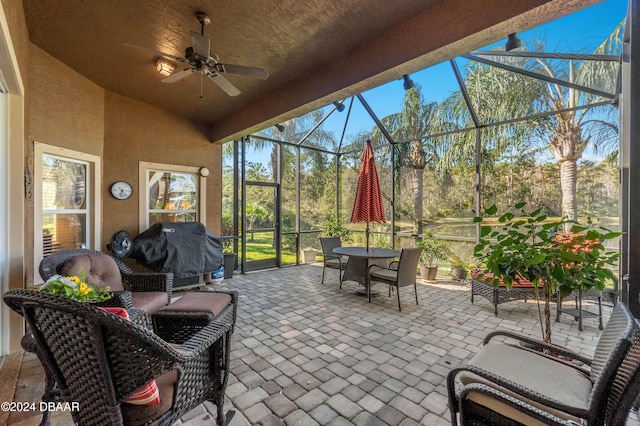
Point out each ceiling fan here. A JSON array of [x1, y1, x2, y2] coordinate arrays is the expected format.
[[123, 12, 268, 97]]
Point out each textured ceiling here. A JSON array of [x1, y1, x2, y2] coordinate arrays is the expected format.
[[23, 0, 600, 143]]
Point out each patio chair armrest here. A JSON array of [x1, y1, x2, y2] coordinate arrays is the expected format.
[[368, 263, 395, 275], [458, 383, 579, 425], [205, 290, 238, 332], [447, 364, 589, 419], [483, 330, 591, 365]]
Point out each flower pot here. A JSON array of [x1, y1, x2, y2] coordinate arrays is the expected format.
[[420, 265, 438, 282], [451, 267, 468, 280], [223, 253, 237, 279], [302, 250, 317, 264]]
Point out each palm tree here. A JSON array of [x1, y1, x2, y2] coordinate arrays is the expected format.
[[371, 84, 441, 235], [532, 24, 622, 222]]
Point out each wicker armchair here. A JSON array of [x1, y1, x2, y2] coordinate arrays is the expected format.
[[3, 289, 237, 426], [446, 302, 638, 425], [39, 248, 172, 314]]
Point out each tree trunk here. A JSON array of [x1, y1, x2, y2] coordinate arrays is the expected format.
[[410, 139, 426, 236], [543, 281, 552, 343], [560, 159, 578, 224], [536, 279, 553, 343], [413, 168, 424, 235]]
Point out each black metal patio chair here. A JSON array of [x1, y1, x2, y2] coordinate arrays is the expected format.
[[368, 247, 422, 310], [319, 237, 348, 288]]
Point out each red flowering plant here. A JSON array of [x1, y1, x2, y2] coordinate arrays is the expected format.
[[474, 203, 621, 342]]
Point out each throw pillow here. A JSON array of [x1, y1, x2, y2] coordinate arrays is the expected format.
[[99, 307, 160, 405]]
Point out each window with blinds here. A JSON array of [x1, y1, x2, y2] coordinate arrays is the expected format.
[[41, 155, 89, 257]]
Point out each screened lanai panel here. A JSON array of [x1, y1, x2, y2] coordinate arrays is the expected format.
[[256, 108, 342, 152], [468, 53, 620, 99], [456, 56, 549, 126], [395, 135, 477, 265], [244, 138, 276, 183], [295, 104, 344, 153], [337, 97, 388, 154], [280, 145, 297, 234], [478, 117, 620, 252], [221, 143, 235, 239], [280, 145, 298, 265], [297, 147, 334, 253]]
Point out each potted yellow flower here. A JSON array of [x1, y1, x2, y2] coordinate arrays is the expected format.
[[39, 269, 112, 302]]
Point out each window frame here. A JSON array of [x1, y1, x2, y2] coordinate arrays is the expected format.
[[34, 142, 101, 282], [138, 161, 206, 233]]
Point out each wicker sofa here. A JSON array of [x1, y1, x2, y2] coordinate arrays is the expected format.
[[470, 270, 542, 316]]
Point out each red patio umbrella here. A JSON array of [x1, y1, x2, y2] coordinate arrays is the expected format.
[[350, 139, 386, 250]]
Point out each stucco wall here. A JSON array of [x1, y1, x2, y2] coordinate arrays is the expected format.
[[29, 45, 105, 155], [103, 92, 222, 243]]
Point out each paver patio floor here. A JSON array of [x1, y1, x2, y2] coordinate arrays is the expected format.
[[5, 263, 609, 425]]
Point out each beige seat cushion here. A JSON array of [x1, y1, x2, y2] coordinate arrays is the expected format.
[[60, 254, 124, 291], [371, 268, 397, 282], [159, 292, 232, 317], [459, 343, 592, 424], [131, 292, 169, 315]]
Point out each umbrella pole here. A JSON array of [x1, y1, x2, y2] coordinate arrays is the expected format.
[[366, 222, 370, 250]]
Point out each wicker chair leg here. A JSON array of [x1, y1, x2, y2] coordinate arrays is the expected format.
[[321, 265, 327, 284], [414, 283, 419, 305], [397, 286, 402, 311]]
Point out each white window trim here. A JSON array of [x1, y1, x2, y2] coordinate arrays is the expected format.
[[139, 161, 206, 233], [34, 142, 101, 282]]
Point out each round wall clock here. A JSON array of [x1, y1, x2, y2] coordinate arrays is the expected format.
[[110, 181, 133, 200]]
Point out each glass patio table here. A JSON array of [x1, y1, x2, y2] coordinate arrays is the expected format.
[[333, 247, 400, 296]]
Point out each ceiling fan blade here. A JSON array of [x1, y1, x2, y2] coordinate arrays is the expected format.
[[206, 71, 241, 96], [190, 31, 210, 58], [161, 68, 196, 83], [213, 63, 269, 80], [122, 43, 186, 63]]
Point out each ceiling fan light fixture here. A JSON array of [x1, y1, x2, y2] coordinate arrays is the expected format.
[[156, 59, 175, 76]]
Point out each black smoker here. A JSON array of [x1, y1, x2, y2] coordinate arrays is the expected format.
[[131, 222, 223, 289]]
